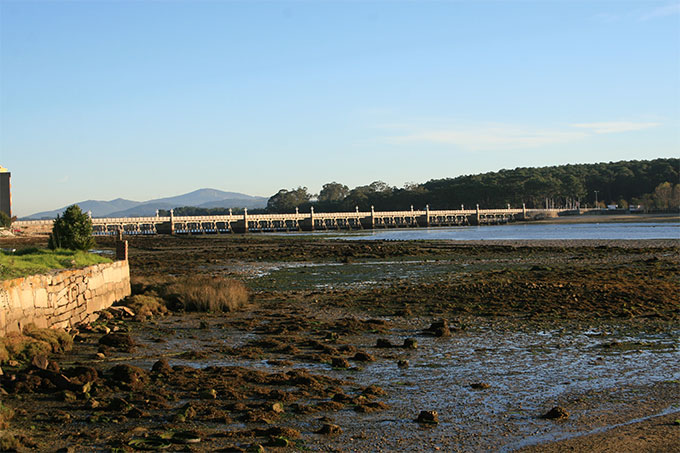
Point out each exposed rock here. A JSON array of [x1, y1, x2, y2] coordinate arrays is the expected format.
[[470, 382, 491, 390], [316, 423, 342, 435], [423, 319, 450, 337], [31, 355, 49, 370], [107, 306, 136, 318], [403, 338, 418, 349], [98, 333, 136, 352], [151, 358, 173, 376], [362, 385, 387, 397], [541, 406, 569, 420], [267, 436, 292, 447], [109, 364, 148, 390], [376, 338, 394, 348], [331, 393, 354, 404], [331, 357, 350, 369], [416, 410, 439, 424], [398, 360, 409, 368], [315, 401, 345, 411], [354, 401, 389, 413], [107, 397, 131, 412], [60, 390, 78, 402], [63, 366, 99, 385], [352, 351, 375, 362], [200, 388, 218, 399]]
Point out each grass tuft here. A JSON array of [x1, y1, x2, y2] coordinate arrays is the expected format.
[[166, 276, 249, 312], [131, 275, 250, 313]]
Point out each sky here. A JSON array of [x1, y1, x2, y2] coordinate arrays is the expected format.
[[0, 0, 678, 217]]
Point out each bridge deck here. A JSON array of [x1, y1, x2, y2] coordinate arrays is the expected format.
[[14, 206, 574, 235]]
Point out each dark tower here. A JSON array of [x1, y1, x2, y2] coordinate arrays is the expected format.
[[0, 166, 11, 218]]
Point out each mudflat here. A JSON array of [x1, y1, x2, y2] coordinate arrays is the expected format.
[[0, 234, 678, 452]]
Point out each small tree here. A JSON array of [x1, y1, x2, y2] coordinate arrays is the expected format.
[[48, 205, 95, 250], [0, 211, 11, 228]]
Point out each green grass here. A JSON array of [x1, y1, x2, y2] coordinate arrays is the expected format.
[[0, 248, 112, 280]]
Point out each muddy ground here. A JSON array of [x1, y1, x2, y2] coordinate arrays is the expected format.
[[1, 234, 679, 452]]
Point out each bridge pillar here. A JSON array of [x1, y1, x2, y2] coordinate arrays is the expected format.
[[522, 203, 527, 219], [243, 208, 248, 233], [310, 207, 315, 231], [425, 204, 430, 227], [472, 204, 480, 225], [170, 209, 175, 235], [370, 205, 375, 228]]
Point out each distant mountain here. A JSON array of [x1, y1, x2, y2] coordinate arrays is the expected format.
[[151, 189, 261, 207], [23, 189, 268, 219], [26, 198, 142, 219]]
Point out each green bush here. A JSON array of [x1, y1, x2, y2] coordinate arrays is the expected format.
[[48, 204, 95, 251], [0, 211, 11, 228]]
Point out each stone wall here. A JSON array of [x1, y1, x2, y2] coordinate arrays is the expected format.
[[0, 260, 130, 336]]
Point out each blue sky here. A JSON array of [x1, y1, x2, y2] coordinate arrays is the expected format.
[[1, 0, 678, 217]]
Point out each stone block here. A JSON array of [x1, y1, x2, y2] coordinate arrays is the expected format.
[[19, 287, 35, 310], [89, 274, 104, 290], [31, 317, 49, 329], [51, 320, 69, 330], [34, 288, 49, 308]]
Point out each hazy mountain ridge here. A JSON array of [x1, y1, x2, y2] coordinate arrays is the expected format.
[[24, 189, 268, 219]]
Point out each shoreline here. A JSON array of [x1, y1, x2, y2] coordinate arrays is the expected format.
[[530, 212, 679, 224]]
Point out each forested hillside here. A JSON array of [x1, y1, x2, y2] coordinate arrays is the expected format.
[[266, 158, 679, 213]]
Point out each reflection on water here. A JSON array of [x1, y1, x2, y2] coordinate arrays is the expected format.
[[277, 222, 680, 241]]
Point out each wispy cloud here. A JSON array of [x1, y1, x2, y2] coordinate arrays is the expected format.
[[379, 120, 661, 151], [383, 124, 588, 151], [571, 121, 660, 134], [57, 175, 70, 183], [639, 3, 680, 21]]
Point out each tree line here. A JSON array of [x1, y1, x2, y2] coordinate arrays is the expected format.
[[266, 158, 679, 213]]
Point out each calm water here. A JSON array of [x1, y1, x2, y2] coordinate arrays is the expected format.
[[285, 222, 679, 241]]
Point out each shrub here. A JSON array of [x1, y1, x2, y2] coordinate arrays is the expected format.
[[0, 326, 73, 364], [165, 276, 249, 312], [48, 204, 95, 251], [0, 333, 52, 363], [0, 403, 15, 429], [0, 434, 20, 451], [23, 324, 73, 353], [0, 342, 8, 363], [0, 211, 11, 228], [123, 294, 168, 320]]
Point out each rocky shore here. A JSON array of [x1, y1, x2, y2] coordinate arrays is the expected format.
[[0, 234, 678, 451]]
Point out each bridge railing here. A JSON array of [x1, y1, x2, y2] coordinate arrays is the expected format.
[[14, 205, 585, 235]]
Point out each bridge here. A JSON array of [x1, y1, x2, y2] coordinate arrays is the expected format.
[[13, 204, 576, 236]]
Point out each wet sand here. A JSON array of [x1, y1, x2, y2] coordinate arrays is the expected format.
[[0, 234, 678, 451]]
